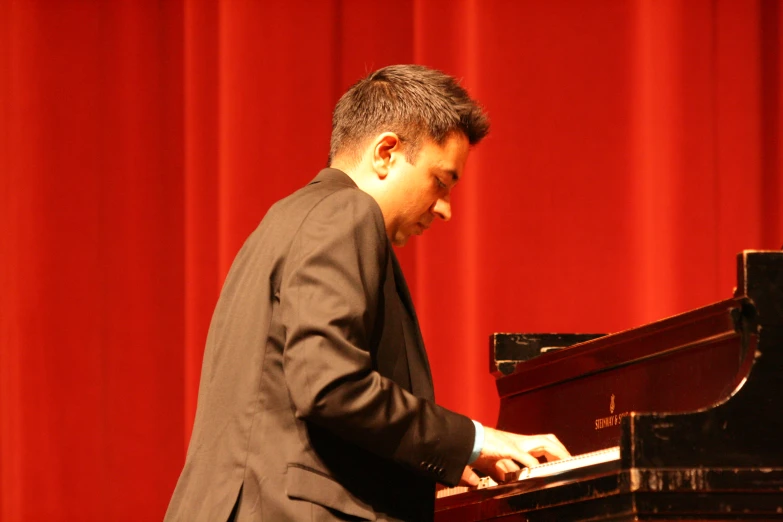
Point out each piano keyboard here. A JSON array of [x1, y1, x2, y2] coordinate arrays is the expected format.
[[436, 446, 620, 499]]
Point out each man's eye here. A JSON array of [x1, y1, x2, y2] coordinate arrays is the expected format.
[[435, 177, 447, 189]]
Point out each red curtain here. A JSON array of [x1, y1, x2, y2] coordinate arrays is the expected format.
[[1, 1, 780, 520]]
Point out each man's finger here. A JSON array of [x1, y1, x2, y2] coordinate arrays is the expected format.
[[460, 466, 479, 487], [526, 444, 568, 460], [512, 452, 540, 469], [495, 458, 519, 475], [519, 435, 570, 461], [529, 447, 570, 462], [542, 434, 571, 459]]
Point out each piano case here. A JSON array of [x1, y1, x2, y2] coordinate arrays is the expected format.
[[435, 250, 783, 521]]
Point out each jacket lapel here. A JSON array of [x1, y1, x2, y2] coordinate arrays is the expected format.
[[390, 250, 435, 402]]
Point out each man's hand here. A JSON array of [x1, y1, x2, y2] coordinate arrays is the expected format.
[[461, 428, 570, 485]]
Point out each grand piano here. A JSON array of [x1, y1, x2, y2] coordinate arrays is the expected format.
[[435, 250, 783, 520]]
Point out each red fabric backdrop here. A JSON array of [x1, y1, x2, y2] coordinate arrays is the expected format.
[[1, 1, 781, 520]]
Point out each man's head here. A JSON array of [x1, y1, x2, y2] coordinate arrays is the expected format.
[[329, 64, 489, 246], [329, 64, 489, 166]]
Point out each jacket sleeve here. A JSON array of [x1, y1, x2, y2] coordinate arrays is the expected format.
[[279, 188, 475, 486]]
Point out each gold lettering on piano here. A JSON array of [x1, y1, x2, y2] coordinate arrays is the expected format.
[[610, 394, 615, 414], [594, 411, 629, 430]]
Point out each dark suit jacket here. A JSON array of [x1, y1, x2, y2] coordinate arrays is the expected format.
[[164, 169, 475, 522]]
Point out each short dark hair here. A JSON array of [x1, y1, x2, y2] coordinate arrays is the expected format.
[[328, 64, 490, 165]]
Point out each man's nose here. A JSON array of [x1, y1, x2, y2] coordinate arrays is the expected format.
[[432, 197, 452, 221]]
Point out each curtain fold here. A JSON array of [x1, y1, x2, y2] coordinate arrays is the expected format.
[[1, 1, 780, 520]]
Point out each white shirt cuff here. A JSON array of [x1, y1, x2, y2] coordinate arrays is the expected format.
[[469, 420, 484, 464]]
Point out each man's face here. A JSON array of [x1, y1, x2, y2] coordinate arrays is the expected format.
[[381, 132, 470, 246]]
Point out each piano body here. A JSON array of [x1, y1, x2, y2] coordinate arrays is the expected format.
[[435, 251, 783, 520]]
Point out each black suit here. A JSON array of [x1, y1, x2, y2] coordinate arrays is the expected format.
[[164, 169, 475, 522]]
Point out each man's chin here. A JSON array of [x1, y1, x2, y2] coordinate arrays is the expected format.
[[391, 233, 410, 247]]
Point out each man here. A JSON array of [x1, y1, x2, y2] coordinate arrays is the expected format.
[[165, 64, 569, 522]]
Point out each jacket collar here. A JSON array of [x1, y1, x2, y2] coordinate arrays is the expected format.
[[308, 168, 358, 188]]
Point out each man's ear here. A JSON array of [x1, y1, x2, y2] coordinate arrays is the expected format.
[[371, 132, 402, 179]]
